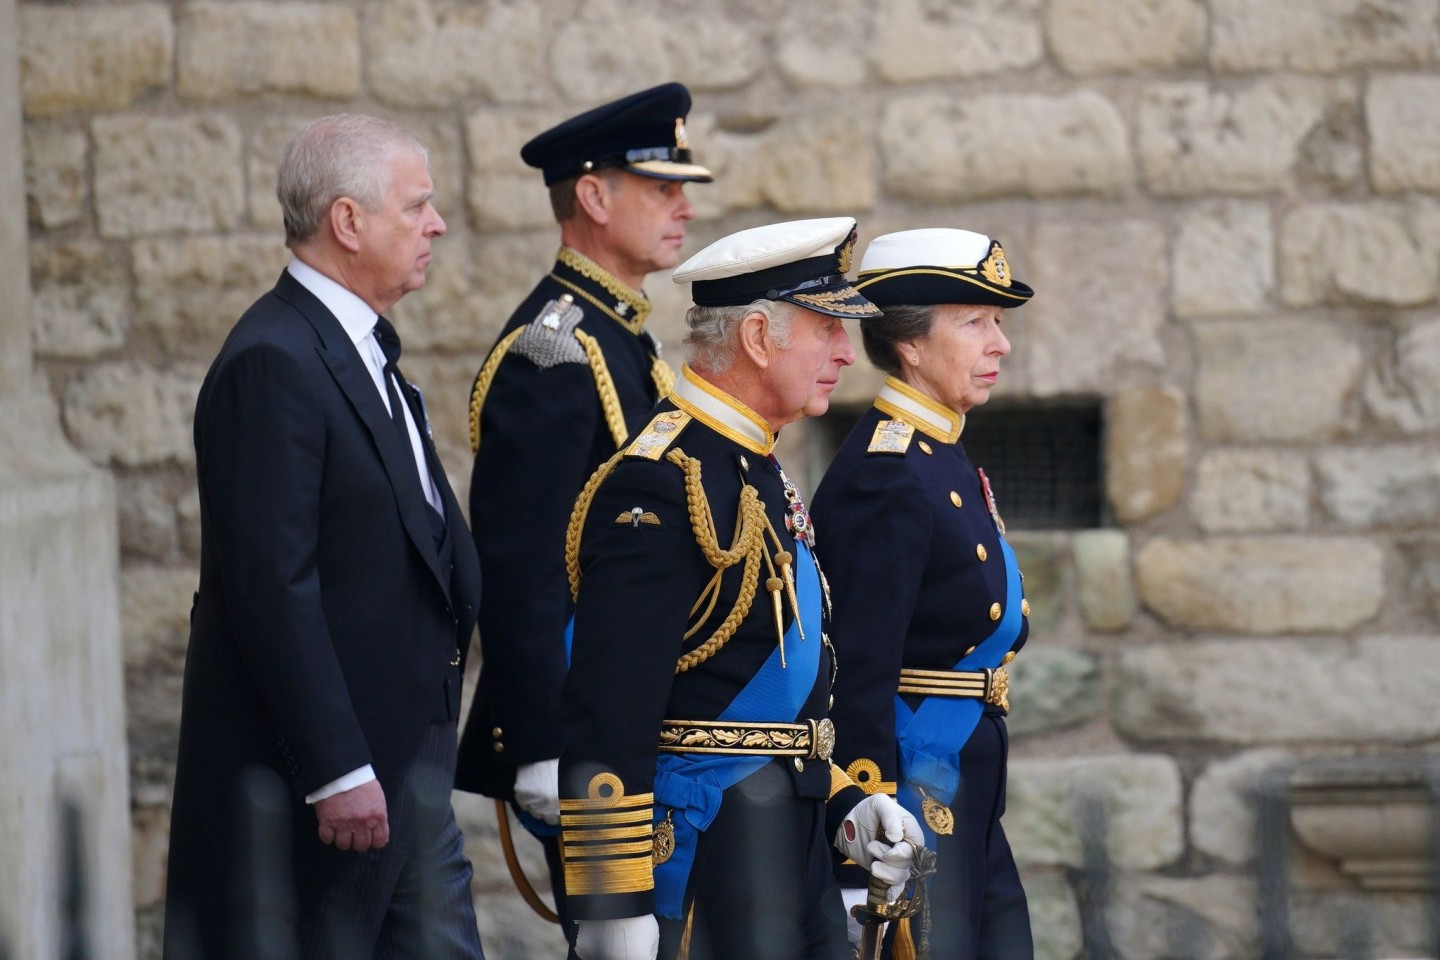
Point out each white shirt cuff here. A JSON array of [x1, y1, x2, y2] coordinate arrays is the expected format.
[[305, 764, 376, 804]]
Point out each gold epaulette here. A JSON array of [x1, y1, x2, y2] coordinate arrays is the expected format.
[[624, 410, 693, 460], [868, 419, 916, 455], [559, 773, 656, 896]]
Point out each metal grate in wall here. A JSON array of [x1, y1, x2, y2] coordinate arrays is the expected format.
[[811, 400, 1104, 530]]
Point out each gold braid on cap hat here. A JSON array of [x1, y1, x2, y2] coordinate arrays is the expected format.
[[566, 449, 801, 673]]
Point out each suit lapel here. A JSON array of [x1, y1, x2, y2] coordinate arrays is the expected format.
[[273, 272, 451, 599]]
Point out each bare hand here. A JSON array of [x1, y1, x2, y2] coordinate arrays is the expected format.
[[315, 779, 389, 852]]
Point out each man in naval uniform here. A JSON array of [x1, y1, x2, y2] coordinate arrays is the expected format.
[[557, 218, 926, 960], [454, 83, 713, 939]]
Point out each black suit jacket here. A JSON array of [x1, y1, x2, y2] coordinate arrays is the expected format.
[[163, 270, 481, 958]]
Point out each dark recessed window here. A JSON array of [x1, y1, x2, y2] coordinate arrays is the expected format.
[[810, 400, 1105, 530]]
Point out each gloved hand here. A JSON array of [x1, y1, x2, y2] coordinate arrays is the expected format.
[[513, 758, 560, 825], [574, 915, 660, 960], [840, 886, 879, 947], [834, 793, 924, 899]]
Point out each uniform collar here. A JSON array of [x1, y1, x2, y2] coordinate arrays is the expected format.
[[551, 246, 651, 334], [670, 364, 775, 455], [874, 375, 965, 444]]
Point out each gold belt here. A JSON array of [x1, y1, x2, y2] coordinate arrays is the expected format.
[[657, 718, 835, 761], [897, 666, 1009, 712]]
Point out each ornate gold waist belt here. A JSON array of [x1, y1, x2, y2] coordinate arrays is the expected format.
[[657, 717, 835, 761], [897, 665, 1009, 712]]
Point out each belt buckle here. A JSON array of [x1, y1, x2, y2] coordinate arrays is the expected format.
[[810, 718, 835, 761], [985, 666, 1010, 712]]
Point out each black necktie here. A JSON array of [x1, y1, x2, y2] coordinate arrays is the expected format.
[[372, 317, 414, 455]]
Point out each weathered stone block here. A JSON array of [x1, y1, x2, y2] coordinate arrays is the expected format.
[[23, 123, 87, 229], [1280, 202, 1440, 307], [30, 240, 128, 361], [1402, 539, 1440, 624], [464, 109, 567, 232], [177, 3, 358, 102], [1365, 315, 1440, 433], [1317, 445, 1440, 529], [19, 4, 172, 117], [366, 0, 549, 108], [62, 363, 204, 468], [754, 113, 875, 214], [1105, 386, 1186, 523], [1114, 637, 1440, 743], [1047, 0, 1206, 76], [121, 564, 195, 668], [1007, 755, 1184, 870], [1172, 202, 1273, 317], [1007, 648, 1102, 737], [1011, 535, 1064, 635], [1210, 0, 1438, 72], [550, 1, 761, 100], [1107, 875, 1261, 960], [1192, 449, 1310, 533], [1138, 79, 1339, 196], [776, 0, 872, 88], [1136, 536, 1383, 634], [1024, 220, 1166, 395], [93, 115, 245, 238], [1074, 529, 1133, 632], [880, 91, 1130, 201], [1193, 319, 1362, 442], [130, 802, 170, 911], [1368, 74, 1440, 193], [1190, 748, 1294, 865], [176, 488, 202, 559], [1025, 871, 1082, 960], [133, 236, 291, 359], [1292, 890, 1432, 959], [456, 791, 569, 956], [117, 476, 179, 562], [871, 0, 1044, 81]]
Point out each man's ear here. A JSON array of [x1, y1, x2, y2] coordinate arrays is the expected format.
[[573, 174, 611, 227], [736, 310, 772, 369], [329, 198, 363, 254]]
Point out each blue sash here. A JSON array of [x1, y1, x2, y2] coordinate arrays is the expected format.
[[894, 536, 1023, 847], [650, 542, 824, 918]]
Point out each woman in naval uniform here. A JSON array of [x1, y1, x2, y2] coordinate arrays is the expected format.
[[810, 228, 1036, 960]]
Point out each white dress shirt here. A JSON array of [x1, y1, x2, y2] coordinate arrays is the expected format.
[[286, 258, 444, 804]]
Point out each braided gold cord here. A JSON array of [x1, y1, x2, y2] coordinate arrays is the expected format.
[[565, 451, 627, 602], [575, 329, 630, 448], [468, 328, 526, 453], [651, 357, 676, 399]]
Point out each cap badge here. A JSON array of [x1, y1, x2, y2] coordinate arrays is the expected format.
[[837, 229, 857, 275], [674, 117, 689, 150], [980, 243, 1012, 287]]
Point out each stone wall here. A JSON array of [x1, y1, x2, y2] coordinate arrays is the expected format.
[[18, 0, 1440, 957]]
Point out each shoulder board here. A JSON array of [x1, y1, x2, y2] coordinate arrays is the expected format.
[[868, 419, 915, 455], [625, 410, 693, 460], [511, 295, 587, 368]]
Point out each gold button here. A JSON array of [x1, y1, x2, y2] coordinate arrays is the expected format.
[[976, 544, 988, 562], [964, 645, 977, 657], [949, 491, 963, 508], [493, 742, 505, 753], [918, 441, 933, 455], [793, 757, 805, 772], [1003, 651, 1016, 665], [1021, 599, 1031, 617], [492, 727, 503, 738], [989, 602, 1002, 621]]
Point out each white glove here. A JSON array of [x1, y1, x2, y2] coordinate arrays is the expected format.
[[840, 886, 880, 947], [574, 915, 660, 960], [834, 794, 924, 900], [513, 758, 560, 825]]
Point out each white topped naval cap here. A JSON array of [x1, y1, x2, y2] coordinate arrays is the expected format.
[[856, 227, 1034, 309], [673, 217, 881, 319]]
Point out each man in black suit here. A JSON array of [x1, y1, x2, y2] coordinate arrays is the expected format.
[[163, 114, 486, 960]]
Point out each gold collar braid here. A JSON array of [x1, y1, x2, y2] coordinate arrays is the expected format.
[[554, 247, 651, 333]]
